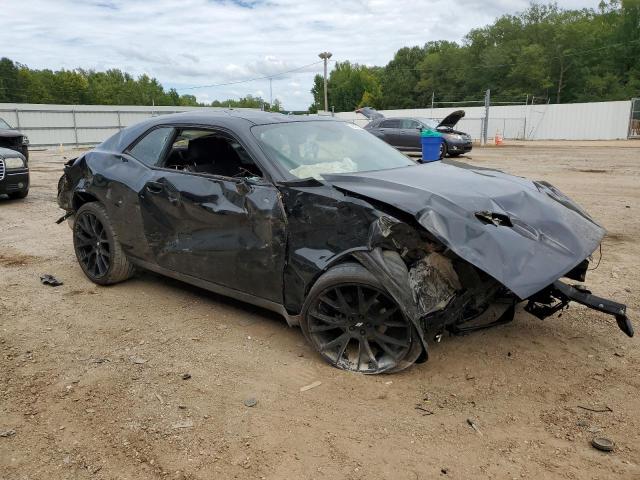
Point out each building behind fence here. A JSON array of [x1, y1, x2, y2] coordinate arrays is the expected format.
[[0, 99, 637, 147]]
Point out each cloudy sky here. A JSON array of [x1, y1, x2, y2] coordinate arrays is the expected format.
[[3, 0, 598, 110]]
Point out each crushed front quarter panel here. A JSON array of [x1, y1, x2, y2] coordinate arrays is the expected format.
[[323, 161, 605, 299]]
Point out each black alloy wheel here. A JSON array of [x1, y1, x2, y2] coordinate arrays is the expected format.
[[306, 282, 414, 373], [72, 202, 135, 285], [74, 211, 111, 279]]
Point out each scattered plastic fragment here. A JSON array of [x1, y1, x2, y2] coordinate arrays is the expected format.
[[40, 274, 63, 287], [591, 437, 614, 452], [300, 381, 322, 392]]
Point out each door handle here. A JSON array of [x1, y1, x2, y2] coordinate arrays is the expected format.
[[145, 182, 164, 194]]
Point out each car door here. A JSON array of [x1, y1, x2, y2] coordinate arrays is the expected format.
[[376, 119, 402, 146], [132, 127, 287, 303], [399, 119, 422, 150]]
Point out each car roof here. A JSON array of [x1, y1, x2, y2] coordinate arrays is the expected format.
[[146, 109, 335, 126], [98, 109, 336, 153]]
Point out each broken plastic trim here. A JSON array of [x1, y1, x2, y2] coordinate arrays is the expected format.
[[55, 211, 73, 224], [525, 280, 633, 337]]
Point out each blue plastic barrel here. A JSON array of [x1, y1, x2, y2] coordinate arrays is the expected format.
[[421, 135, 443, 162]]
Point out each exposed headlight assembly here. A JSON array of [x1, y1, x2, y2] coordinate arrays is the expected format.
[[4, 157, 25, 169]]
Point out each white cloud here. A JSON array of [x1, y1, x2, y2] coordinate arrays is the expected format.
[[1, 0, 599, 110]]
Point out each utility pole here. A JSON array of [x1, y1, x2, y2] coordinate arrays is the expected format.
[[482, 89, 490, 145], [269, 77, 273, 110], [318, 51, 332, 112]]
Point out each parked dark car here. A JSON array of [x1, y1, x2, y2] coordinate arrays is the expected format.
[[57, 110, 632, 374], [356, 107, 472, 157], [0, 147, 29, 199], [0, 117, 29, 160]]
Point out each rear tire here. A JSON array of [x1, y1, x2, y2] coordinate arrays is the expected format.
[[73, 202, 135, 285], [301, 262, 421, 374]]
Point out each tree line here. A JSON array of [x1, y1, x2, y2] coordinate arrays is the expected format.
[[309, 1, 640, 112], [0, 58, 280, 110]]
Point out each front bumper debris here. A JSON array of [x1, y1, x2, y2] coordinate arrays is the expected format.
[[525, 280, 633, 337]]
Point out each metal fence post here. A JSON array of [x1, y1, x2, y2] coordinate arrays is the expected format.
[[116, 110, 122, 130], [628, 98, 639, 139], [14, 108, 21, 130], [72, 109, 79, 147], [482, 89, 490, 145]]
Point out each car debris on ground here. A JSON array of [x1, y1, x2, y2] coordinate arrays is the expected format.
[[40, 274, 63, 286], [591, 437, 615, 452]]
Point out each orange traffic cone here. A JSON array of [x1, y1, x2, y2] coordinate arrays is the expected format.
[[495, 132, 503, 145]]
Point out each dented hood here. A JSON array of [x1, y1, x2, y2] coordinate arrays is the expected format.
[[323, 161, 605, 299]]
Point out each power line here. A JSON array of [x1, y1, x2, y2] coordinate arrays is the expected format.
[[177, 60, 325, 91]]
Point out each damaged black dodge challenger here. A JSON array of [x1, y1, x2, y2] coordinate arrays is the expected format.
[[57, 110, 633, 374]]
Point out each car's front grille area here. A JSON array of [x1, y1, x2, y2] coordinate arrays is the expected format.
[[0, 159, 5, 181]]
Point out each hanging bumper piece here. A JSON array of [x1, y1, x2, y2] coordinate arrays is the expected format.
[[525, 280, 633, 338]]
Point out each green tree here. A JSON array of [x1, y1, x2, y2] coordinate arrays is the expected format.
[[381, 46, 427, 108]]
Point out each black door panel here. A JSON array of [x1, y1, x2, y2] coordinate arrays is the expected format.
[[139, 171, 287, 302]]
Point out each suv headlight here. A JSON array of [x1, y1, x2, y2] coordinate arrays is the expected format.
[[4, 157, 25, 169]]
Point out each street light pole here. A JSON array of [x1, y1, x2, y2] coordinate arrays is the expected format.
[[318, 51, 332, 112]]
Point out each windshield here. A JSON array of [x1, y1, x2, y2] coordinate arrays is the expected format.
[[252, 121, 414, 180], [417, 118, 439, 129], [0, 118, 12, 129]]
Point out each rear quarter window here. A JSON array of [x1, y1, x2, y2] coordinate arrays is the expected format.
[[128, 127, 174, 166]]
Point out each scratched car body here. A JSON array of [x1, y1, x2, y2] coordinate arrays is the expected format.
[[57, 110, 633, 374]]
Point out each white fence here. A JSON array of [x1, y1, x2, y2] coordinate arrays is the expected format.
[[0, 100, 635, 146], [335, 100, 634, 141], [0, 104, 210, 147]]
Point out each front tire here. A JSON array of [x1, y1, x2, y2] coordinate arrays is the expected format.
[[301, 262, 421, 374], [439, 141, 448, 159], [73, 202, 135, 285]]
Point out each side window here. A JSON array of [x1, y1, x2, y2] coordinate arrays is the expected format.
[[162, 129, 263, 179], [128, 127, 174, 166], [380, 119, 400, 128], [401, 119, 419, 129]]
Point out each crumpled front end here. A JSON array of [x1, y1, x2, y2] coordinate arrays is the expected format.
[[322, 161, 633, 354]]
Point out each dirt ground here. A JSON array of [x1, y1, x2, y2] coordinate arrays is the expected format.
[[1, 143, 639, 480]]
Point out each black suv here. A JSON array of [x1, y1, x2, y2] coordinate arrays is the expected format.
[[0, 117, 29, 160], [0, 147, 29, 199]]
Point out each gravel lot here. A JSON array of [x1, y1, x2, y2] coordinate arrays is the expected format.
[[1, 142, 639, 479]]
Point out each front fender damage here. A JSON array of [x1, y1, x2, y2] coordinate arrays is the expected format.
[[353, 214, 632, 369], [352, 215, 514, 366]]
